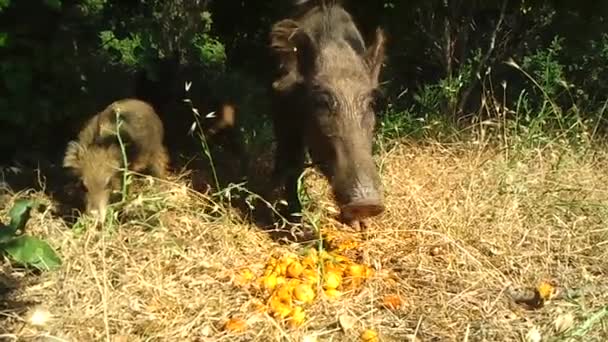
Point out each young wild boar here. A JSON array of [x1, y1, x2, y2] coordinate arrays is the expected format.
[[269, 0, 387, 230], [63, 98, 169, 220]]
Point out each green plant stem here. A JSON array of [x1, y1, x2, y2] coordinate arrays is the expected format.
[[115, 107, 130, 202], [188, 101, 221, 195]]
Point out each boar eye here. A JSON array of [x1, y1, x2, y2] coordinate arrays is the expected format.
[[321, 93, 337, 110], [317, 95, 330, 107], [311, 87, 335, 109]]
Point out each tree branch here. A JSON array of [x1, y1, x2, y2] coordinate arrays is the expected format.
[[457, 0, 508, 115]]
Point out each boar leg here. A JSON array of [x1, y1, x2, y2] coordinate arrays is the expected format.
[[149, 148, 169, 178], [272, 129, 305, 223]]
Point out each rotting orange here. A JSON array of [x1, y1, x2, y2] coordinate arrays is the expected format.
[[287, 261, 304, 278], [235, 268, 255, 286], [278, 255, 297, 272], [319, 250, 333, 261], [302, 253, 319, 268], [381, 294, 403, 310], [286, 278, 302, 289], [324, 288, 342, 299], [277, 262, 289, 276], [223, 318, 247, 332], [301, 269, 320, 285], [288, 306, 306, 327], [324, 261, 345, 275], [274, 284, 293, 303], [273, 305, 293, 320], [360, 329, 378, 342], [332, 254, 351, 263], [345, 264, 366, 278], [323, 271, 342, 289], [537, 281, 556, 301], [293, 283, 315, 303], [265, 256, 278, 268], [276, 275, 287, 286], [261, 273, 278, 291], [336, 240, 360, 251], [269, 297, 292, 319]]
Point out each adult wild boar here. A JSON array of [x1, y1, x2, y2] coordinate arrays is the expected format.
[[63, 98, 169, 220], [269, 0, 387, 229]]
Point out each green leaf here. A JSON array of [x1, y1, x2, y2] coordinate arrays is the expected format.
[[0, 199, 37, 242], [572, 306, 608, 337], [1, 236, 62, 271], [0, 0, 10, 11], [0, 32, 7, 47], [9, 199, 37, 230], [44, 0, 61, 11], [0, 226, 10, 243]]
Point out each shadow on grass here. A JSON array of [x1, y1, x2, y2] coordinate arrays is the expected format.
[[0, 267, 44, 334], [178, 136, 327, 246], [1, 160, 85, 228]]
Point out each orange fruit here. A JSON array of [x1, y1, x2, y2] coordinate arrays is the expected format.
[[223, 318, 247, 332], [323, 271, 342, 289], [360, 329, 378, 342], [293, 283, 315, 303], [288, 306, 306, 327], [287, 262, 304, 278]]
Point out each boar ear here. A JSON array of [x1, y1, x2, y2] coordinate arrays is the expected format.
[[291, 29, 317, 81], [364, 28, 387, 85], [270, 19, 318, 84], [63, 141, 85, 171]]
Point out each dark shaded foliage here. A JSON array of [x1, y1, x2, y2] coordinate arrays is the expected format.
[[0, 0, 607, 166]]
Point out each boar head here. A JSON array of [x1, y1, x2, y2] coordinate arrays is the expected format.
[[63, 141, 122, 221], [276, 23, 388, 225]]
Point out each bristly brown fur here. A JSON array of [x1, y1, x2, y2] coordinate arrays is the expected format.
[[270, 1, 385, 93], [269, 18, 319, 92], [364, 28, 387, 87], [267, 0, 388, 228], [64, 98, 169, 177], [63, 98, 170, 217], [292, 0, 342, 14], [63, 141, 86, 173], [269, 19, 302, 91]]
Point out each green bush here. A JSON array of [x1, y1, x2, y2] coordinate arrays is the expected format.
[[1, 0, 608, 157]]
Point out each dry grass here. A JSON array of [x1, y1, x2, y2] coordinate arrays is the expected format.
[[2, 140, 608, 341]]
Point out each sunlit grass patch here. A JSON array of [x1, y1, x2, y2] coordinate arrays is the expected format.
[[1, 139, 608, 341]]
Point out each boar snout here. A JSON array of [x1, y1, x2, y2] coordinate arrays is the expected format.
[[329, 142, 385, 222], [336, 171, 385, 222], [85, 189, 110, 221]]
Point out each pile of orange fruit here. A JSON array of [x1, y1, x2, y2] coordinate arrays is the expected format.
[[256, 248, 374, 327], [234, 229, 374, 328]]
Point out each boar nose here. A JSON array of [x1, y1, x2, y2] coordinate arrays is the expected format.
[[89, 208, 99, 218], [87, 206, 107, 221], [340, 178, 385, 221]]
